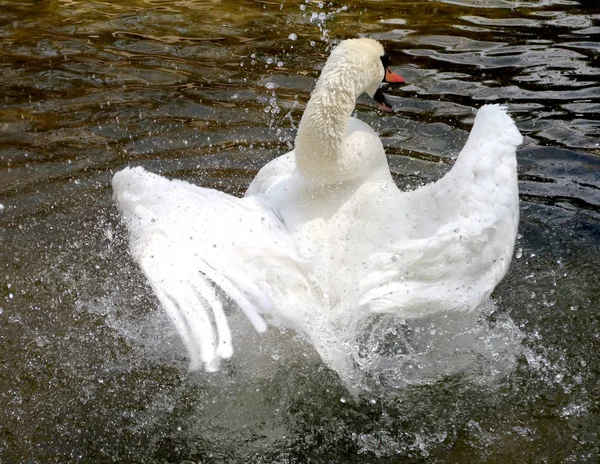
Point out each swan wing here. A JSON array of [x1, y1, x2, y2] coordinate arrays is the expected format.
[[359, 215, 514, 317], [360, 104, 522, 318], [405, 104, 521, 224], [112, 167, 306, 371]]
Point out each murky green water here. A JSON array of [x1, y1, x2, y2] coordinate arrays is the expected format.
[[1, 0, 599, 462]]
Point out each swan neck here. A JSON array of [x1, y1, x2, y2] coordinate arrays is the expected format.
[[294, 67, 359, 184]]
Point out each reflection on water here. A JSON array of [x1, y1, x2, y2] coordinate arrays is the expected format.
[[1, 0, 599, 462]]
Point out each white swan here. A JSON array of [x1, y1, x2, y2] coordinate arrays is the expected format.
[[112, 38, 522, 383]]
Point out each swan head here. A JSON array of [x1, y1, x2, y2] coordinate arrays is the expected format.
[[323, 38, 404, 107], [295, 38, 404, 184]]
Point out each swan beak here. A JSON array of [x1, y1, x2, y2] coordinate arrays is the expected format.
[[373, 67, 404, 113], [374, 88, 394, 112], [374, 68, 404, 111], [385, 68, 405, 83]]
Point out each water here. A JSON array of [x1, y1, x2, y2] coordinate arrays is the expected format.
[[1, 0, 599, 462]]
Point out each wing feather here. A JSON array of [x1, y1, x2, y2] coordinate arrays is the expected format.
[[113, 167, 301, 370]]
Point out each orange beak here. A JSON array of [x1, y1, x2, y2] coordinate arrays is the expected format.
[[385, 68, 405, 83]]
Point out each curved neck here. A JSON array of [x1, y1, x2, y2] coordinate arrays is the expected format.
[[294, 62, 364, 184]]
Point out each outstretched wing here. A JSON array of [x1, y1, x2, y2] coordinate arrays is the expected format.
[[112, 167, 306, 371], [360, 105, 522, 318]]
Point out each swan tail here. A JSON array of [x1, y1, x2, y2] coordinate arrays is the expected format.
[[112, 167, 297, 371]]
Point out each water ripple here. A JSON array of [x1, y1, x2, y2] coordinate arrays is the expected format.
[[1, 0, 600, 462]]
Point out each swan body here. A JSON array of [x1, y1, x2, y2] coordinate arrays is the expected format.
[[113, 38, 522, 383]]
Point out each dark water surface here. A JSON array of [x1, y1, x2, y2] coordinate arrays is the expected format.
[[1, 0, 599, 462]]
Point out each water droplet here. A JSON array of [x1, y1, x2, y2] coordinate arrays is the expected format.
[[516, 247, 523, 259]]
